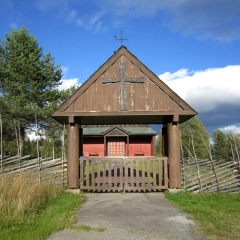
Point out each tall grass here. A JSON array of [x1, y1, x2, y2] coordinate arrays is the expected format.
[[0, 172, 63, 227]]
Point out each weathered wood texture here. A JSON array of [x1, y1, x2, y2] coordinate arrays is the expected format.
[[0, 155, 67, 186], [79, 157, 168, 191], [65, 56, 182, 113], [3, 154, 240, 194], [182, 158, 240, 193]]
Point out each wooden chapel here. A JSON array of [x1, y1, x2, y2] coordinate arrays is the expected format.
[[51, 46, 197, 189]]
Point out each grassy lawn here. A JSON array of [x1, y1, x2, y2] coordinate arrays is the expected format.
[[165, 191, 240, 239], [0, 174, 86, 240]]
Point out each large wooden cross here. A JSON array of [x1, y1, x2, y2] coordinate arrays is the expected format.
[[102, 62, 144, 111]]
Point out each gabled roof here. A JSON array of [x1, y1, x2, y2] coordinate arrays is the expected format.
[[52, 46, 197, 125], [102, 126, 131, 136]]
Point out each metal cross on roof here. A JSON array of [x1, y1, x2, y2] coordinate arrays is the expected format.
[[114, 31, 128, 45], [102, 62, 144, 111]]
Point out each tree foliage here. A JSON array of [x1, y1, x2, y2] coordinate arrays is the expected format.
[[212, 129, 228, 160], [0, 27, 62, 154], [180, 116, 210, 159], [155, 130, 162, 156], [212, 130, 240, 162]]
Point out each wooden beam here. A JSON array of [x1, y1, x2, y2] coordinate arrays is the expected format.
[[52, 110, 196, 117]]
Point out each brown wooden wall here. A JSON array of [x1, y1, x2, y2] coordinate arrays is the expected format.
[[65, 56, 182, 113]]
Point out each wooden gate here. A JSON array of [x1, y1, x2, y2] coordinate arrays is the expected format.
[[79, 157, 168, 191]]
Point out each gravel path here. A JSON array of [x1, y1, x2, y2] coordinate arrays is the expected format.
[[47, 192, 205, 240]]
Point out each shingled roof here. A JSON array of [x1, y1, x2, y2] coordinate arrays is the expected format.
[[83, 125, 157, 136]]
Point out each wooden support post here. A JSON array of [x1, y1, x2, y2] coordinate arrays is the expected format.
[[127, 136, 129, 156], [162, 125, 167, 156], [167, 116, 181, 189], [67, 117, 80, 189], [151, 135, 155, 156], [104, 136, 106, 157], [79, 127, 83, 157]]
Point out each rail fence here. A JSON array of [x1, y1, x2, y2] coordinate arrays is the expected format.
[[182, 158, 240, 193], [1, 154, 240, 193], [0, 155, 67, 185]]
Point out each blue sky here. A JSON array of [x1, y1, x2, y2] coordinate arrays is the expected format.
[[1, 0, 240, 135]]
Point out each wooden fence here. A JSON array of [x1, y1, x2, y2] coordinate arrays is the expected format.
[[2, 154, 240, 194], [79, 157, 168, 192], [182, 158, 240, 193], [0, 155, 67, 185]]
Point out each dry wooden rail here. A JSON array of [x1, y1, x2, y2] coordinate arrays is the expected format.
[[182, 157, 240, 193], [2, 154, 240, 194], [0, 155, 67, 186], [79, 157, 168, 192]]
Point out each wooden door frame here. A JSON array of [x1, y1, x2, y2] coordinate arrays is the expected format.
[[104, 135, 129, 157]]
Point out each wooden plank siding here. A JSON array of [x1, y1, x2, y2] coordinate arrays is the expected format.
[[79, 157, 168, 191], [65, 56, 182, 113]]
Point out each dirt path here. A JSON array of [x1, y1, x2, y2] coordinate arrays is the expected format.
[[47, 192, 205, 240]]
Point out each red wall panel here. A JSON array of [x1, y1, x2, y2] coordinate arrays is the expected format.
[[129, 136, 152, 156], [83, 136, 154, 157], [83, 137, 104, 157]]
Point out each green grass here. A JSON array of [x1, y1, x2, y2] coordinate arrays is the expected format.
[[70, 225, 106, 232], [165, 191, 240, 239]]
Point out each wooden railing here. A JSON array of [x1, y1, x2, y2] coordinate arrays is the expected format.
[[79, 157, 168, 191], [182, 158, 240, 193], [0, 155, 67, 186]]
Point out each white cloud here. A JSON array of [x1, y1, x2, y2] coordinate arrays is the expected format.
[[61, 66, 69, 77], [159, 65, 240, 113], [159, 68, 191, 81], [220, 125, 240, 134], [58, 78, 79, 91]]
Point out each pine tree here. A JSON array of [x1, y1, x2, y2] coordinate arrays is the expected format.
[[212, 129, 228, 161], [180, 116, 210, 159], [0, 27, 62, 155]]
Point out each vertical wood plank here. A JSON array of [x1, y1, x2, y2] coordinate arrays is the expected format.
[[103, 161, 106, 188], [147, 160, 151, 188], [114, 161, 117, 187], [158, 159, 163, 186], [130, 160, 134, 187], [142, 159, 145, 189], [86, 160, 89, 187], [164, 158, 168, 188], [97, 161, 100, 187], [91, 159, 95, 189], [153, 160, 156, 187], [80, 159, 84, 188], [125, 160, 128, 190], [136, 160, 139, 188], [120, 159, 123, 188], [108, 160, 112, 187]]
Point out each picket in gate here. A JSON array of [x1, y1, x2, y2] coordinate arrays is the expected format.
[[79, 157, 168, 191]]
